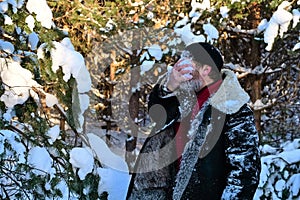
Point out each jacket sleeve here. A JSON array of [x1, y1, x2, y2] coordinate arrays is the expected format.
[[222, 105, 261, 200], [148, 84, 181, 132]]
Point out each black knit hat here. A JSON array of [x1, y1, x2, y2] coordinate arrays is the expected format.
[[185, 42, 223, 71]]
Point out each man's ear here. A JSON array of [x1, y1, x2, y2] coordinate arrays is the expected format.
[[202, 65, 212, 76]]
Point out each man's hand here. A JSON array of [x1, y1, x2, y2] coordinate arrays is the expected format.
[[166, 58, 196, 91]]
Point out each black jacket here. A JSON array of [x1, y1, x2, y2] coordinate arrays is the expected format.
[[126, 69, 261, 200]]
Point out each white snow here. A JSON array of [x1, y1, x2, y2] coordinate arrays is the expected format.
[[45, 92, 58, 107], [0, 39, 14, 54], [263, 1, 294, 51], [282, 139, 300, 151], [293, 42, 300, 51], [190, 11, 202, 24], [220, 6, 230, 18], [28, 32, 39, 50], [147, 11, 154, 20], [4, 0, 22, 13], [174, 6, 219, 45], [69, 147, 94, 180], [261, 144, 278, 154], [45, 182, 51, 191], [16, 0, 25, 9], [87, 133, 129, 172], [177, 60, 194, 79], [277, 149, 300, 164], [181, 66, 194, 72], [97, 168, 131, 200], [28, 146, 54, 176], [129, 10, 136, 15], [293, 9, 300, 28], [252, 99, 271, 110], [50, 38, 92, 93], [254, 139, 300, 200], [79, 94, 90, 114], [76, 93, 90, 132], [147, 44, 163, 61], [46, 125, 60, 144], [203, 23, 219, 43], [257, 19, 269, 32], [0, 130, 26, 163], [3, 108, 13, 121], [275, 179, 286, 192], [140, 51, 150, 62], [4, 14, 13, 25], [0, 1, 8, 13], [174, 23, 206, 45], [189, 0, 210, 23], [26, 0, 53, 29], [37, 43, 47, 59], [286, 174, 300, 196], [140, 60, 155, 75], [190, 0, 210, 12], [48, 37, 91, 132], [53, 180, 69, 200], [100, 19, 116, 32], [174, 16, 189, 28], [0, 58, 40, 108], [25, 15, 35, 32], [85, 133, 130, 199], [60, 37, 75, 51]]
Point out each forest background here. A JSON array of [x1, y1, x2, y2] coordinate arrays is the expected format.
[[0, 0, 299, 199]]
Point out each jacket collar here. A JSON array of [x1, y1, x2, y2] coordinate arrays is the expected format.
[[209, 69, 250, 114]]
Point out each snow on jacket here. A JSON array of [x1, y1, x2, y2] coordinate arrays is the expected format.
[[126, 69, 261, 200]]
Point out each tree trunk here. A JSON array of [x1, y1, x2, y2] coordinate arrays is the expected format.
[[126, 89, 139, 172], [252, 75, 263, 133], [248, 2, 263, 135]]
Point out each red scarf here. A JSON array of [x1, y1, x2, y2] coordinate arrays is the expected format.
[[174, 80, 222, 169]]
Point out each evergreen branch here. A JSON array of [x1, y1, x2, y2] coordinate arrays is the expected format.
[[0, 168, 31, 200], [0, 82, 42, 95], [0, 183, 10, 200], [53, 104, 79, 136], [31, 87, 90, 148], [53, 104, 89, 146], [0, 27, 16, 42], [6, 125, 30, 152], [224, 26, 258, 35], [49, 153, 68, 170]]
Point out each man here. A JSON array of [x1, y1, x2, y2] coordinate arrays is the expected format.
[[126, 42, 261, 200]]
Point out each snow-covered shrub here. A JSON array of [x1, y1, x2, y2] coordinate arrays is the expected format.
[[0, 132, 100, 199], [254, 139, 300, 199]]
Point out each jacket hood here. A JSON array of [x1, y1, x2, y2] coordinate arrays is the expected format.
[[209, 69, 250, 114]]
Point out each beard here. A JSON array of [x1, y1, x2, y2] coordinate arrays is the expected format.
[[179, 79, 203, 92]]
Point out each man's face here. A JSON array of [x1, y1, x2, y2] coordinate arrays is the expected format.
[[174, 57, 204, 92]]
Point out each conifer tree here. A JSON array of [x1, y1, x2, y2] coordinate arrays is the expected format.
[[0, 0, 98, 199]]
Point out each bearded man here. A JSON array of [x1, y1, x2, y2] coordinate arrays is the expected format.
[[126, 42, 261, 200]]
